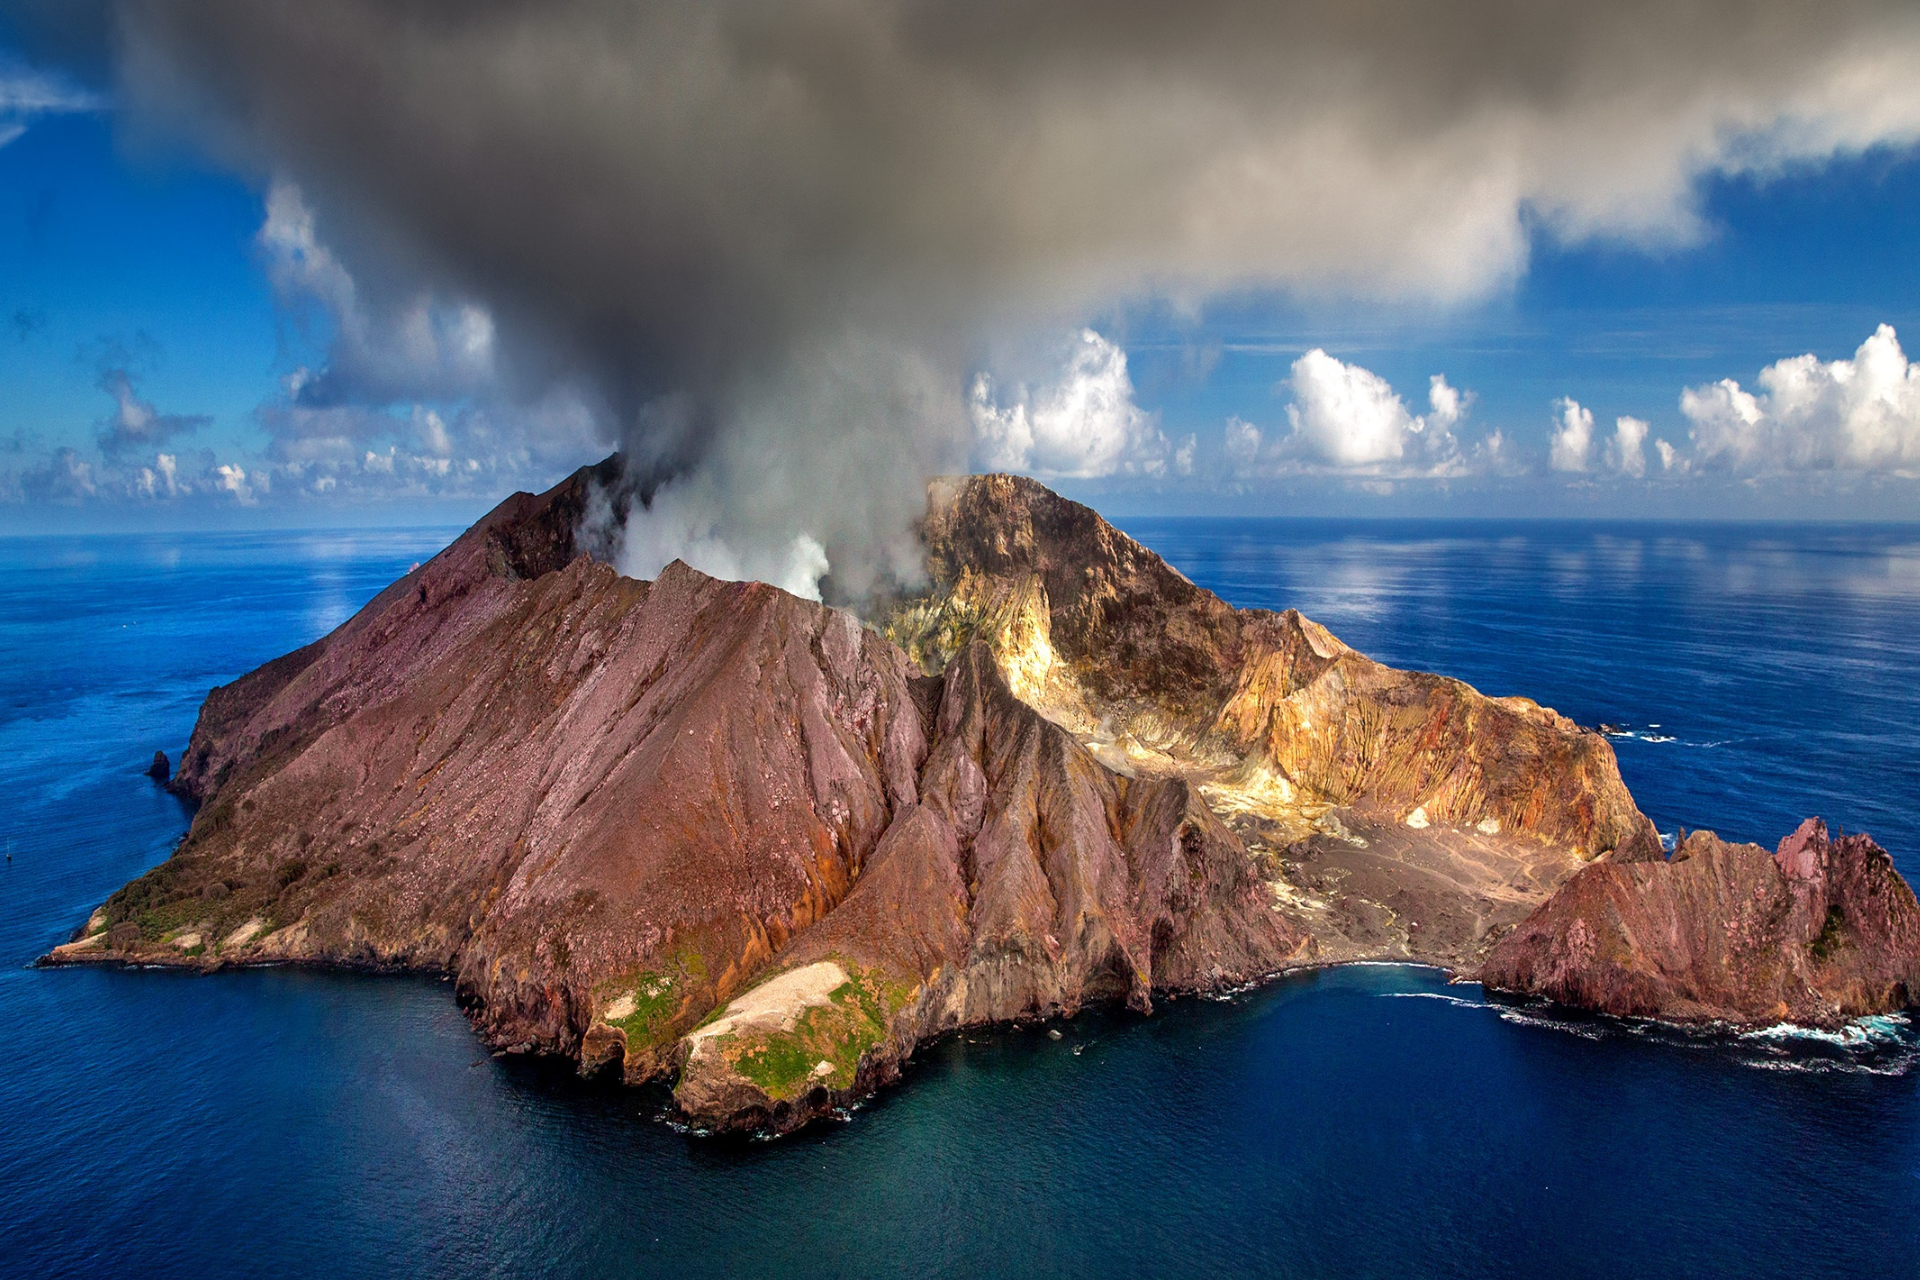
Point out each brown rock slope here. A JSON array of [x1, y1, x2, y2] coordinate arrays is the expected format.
[[56, 459, 932, 1084], [672, 643, 1308, 1131], [50, 460, 1675, 1133], [1482, 818, 1920, 1027]]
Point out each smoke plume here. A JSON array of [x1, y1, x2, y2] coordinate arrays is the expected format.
[[29, 1, 1920, 588]]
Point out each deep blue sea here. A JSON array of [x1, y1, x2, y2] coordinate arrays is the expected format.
[[4, 521, 1920, 1278]]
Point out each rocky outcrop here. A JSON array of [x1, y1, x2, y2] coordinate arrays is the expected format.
[[879, 474, 1658, 864], [146, 751, 170, 783], [874, 474, 1660, 972], [1481, 819, 1920, 1026], [50, 457, 1713, 1134]]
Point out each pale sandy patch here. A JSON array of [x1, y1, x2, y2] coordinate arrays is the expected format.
[[684, 961, 850, 1050], [222, 918, 264, 949]]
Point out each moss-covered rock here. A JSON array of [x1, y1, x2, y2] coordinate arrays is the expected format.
[[672, 959, 918, 1132]]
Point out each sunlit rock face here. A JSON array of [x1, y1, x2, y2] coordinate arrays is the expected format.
[[65, 456, 1907, 1136]]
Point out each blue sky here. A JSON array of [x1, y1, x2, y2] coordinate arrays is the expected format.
[[9, 7, 1920, 538], [1068, 149, 1920, 517]]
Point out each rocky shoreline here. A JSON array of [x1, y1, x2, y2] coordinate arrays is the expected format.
[[44, 459, 1920, 1134]]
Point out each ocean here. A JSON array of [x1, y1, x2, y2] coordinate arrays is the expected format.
[[2, 520, 1917, 1278]]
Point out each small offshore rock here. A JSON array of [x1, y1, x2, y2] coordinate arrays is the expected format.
[[146, 750, 170, 783], [1047, 1028, 1063, 1040], [1481, 817, 1920, 1025]]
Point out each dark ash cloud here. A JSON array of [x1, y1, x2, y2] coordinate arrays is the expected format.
[[15, 1, 1920, 583]]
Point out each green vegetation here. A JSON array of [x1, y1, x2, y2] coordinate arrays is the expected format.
[[728, 965, 916, 1101], [609, 971, 680, 1048], [1810, 903, 1848, 961], [603, 946, 712, 1052], [103, 862, 210, 944]]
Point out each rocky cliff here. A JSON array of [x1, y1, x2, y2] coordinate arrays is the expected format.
[[1481, 818, 1920, 1026], [876, 474, 1661, 969], [49, 459, 1911, 1132]]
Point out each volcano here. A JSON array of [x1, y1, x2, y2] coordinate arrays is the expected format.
[[49, 460, 1920, 1133]]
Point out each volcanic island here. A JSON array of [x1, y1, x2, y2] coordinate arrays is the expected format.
[[47, 460, 1920, 1133]]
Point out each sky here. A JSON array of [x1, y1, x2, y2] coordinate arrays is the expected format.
[[7, 3, 1920, 559]]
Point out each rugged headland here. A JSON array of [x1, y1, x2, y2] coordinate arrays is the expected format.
[[47, 460, 1920, 1132]]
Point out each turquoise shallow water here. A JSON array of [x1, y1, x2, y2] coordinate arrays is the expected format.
[[3, 522, 1919, 1278]]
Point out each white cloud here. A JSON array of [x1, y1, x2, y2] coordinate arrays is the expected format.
[[258, 181, 498, 405], [213, 463, 261, 505], [94, 367, 209, 456], [1551, 402, 1661, 479], [135, 453, 182, 499], [1681, 324, 1920, 473], [1230, 352, 1471, 477], [0, 62, 103, 148], [1549, 398, 1594, 472], [1608, 415, 1650, 478], [1288, 351, 1425, 466], [970, 330, 1173, 478]]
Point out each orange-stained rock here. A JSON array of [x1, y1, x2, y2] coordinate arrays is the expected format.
[[1481, 818, 1920, 1026], [880, 474, 1659, 863]]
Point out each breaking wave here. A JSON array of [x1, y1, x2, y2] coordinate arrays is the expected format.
[[1383, 987, 1920, 1074]]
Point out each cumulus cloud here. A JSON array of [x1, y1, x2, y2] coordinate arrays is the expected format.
[[1229, 351, 1472, 477], [969, 330, 1177, 479], [1551, 401, 1665, 478], [1681, 324, 1920, 473], [1608, 416, 1651, 478], [18, 2, 1920, 563], [1549, 398, 1594, 472]]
